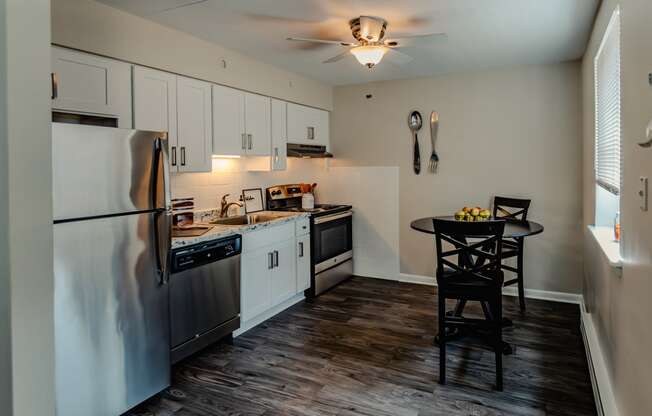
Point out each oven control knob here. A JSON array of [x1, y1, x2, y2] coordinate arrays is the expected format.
[[271, 190, 282, 196]]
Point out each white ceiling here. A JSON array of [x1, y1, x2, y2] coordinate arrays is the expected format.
[[96, 0, 599, 86]]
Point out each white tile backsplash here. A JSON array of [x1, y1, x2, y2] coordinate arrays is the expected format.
[[171, 159, 401, 280]]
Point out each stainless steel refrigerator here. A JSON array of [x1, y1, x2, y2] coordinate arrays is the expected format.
[[52, 123, 172, 416]]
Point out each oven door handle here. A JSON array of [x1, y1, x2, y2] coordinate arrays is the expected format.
[[313, 210, 352, 225]]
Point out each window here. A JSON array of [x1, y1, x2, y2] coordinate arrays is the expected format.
[[594, 8, 621, 196], [594, 8, 621, 231]]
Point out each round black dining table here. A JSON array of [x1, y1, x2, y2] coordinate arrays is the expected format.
[[410, 215, 544, 354], [410, 216, 544, 238]]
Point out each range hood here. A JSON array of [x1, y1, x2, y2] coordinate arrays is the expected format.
[[287, 143, 333, 158]]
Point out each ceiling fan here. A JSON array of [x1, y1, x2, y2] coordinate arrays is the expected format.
[[287, 15, 446, 69]]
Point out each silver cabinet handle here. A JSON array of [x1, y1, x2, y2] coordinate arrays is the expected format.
[[307, 126, 315, 140], [247, 134, 252, 150], [171, 146, 177, 166], [299, 242, 304, 258], [274, 147, 279, 165], [180, 147, 186, 166], [51, 72, 59, 100], [273, 250, 279, 267], [268, 252, 274, 269], [241, 133, 246, 150]]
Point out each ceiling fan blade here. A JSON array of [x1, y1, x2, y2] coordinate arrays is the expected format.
[[384, 32, 447, 46], [322, 50, 352, 64], [287, 37, 354, 47], [382, 48, 414, 66]]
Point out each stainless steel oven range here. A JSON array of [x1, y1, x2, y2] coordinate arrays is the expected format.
[[266, 184, 353, 297]]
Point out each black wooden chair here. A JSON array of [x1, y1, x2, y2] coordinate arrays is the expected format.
[[492, 196, 532, 312], [433, 218, 506, 391]]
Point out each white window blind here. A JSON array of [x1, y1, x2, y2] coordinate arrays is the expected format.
[[594, 9, 621, 195]]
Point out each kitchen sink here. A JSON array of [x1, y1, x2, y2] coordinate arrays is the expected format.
[[210, 214, 279, 226]]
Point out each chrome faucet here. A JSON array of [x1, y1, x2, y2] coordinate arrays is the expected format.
[[219, 194, 243, 218]]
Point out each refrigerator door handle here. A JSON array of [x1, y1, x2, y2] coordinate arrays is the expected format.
[[153, 211, 172, 284]]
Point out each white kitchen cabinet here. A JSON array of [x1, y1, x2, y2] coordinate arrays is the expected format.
[[244, 92, 271, 156], [212, 85, 271, 157], [296, 234, 311, 292], [270, 99, 287, 171], [176, 76, 212, 172], [287, 102, 329, 147], [270, 239, 297, 305], [51, 46, 132, 128], [240, 247, 273, 322], [133, 66, 178, 167], [212, 84, 245, 156]]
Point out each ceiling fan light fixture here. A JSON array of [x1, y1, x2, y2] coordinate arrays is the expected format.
[[350, 45, 388, 68]]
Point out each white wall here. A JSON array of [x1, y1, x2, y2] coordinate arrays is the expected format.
[[582, 1, 652, 415], [51, 0, 333, 110], [0, 0, 55, 415], [330, 62, 584, 293]]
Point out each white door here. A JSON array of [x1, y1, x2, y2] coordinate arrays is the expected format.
[[296, 234, 311, 292], [177, 76, 212, 172], [51, 46, 132, 128], [212, 84, 245, 156], [241, 248, 273, 322], [287, 103, 330, 147], [271, 99, 287, 171], [271, 239, 297, 305], [133, 66, 178, 169], [244, 92, 271, 156]]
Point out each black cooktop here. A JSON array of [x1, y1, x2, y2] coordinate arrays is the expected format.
[[271, 204, 352, 217]]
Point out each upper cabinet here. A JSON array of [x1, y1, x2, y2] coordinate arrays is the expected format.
[[134, 67, 211, 173], [133, 66, 178, 165], [270, 99, 287, 171], [51, 46, 132, 128], [287, 103, 329, 147], [212, 85, 271, 157], [176, 76, 213, 173], [212, 84, 245, 156]]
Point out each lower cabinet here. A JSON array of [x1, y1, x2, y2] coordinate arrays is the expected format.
[[240, 246, 273, 322], [270, 238, 297, 305], [296, 234, 311, 292], [240, 219, 311, 328]]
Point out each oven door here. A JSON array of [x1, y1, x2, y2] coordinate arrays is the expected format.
[[312, 211, 353, 271]]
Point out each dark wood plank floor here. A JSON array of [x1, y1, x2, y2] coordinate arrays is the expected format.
[[128, 277, 596, 416]]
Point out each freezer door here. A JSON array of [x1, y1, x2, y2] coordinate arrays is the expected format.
[[54, 212, 171, 416], [52, 123, 170, 221]]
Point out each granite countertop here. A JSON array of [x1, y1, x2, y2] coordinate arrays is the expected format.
[[171, 211, 309, 249]]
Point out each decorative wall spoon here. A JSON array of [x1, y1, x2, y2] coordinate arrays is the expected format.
[[408, 111, 423, 174]]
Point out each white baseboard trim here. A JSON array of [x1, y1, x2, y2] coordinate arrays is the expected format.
[[395, 273, 582, 304], [234, 293, 305, 338], [398, 273, 436, 286], [580, 301, 620, 416]]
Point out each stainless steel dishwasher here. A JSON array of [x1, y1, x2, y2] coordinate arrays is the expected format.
[[169, 234, 241, 363]]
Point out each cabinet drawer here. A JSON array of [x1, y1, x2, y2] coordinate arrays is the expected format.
[[296, 217, 310, 236], [242, 222, 294, 253]]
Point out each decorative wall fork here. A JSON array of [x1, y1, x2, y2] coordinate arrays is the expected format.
[[429, 111, 440, 173]]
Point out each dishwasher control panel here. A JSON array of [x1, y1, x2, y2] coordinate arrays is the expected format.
[[171, 234, 242, 273]]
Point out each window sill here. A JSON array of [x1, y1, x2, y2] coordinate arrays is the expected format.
[[587, 225, 623, 268]]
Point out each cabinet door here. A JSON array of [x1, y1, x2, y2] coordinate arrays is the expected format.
[[313, 108, 330, 146], [177, 76, 212, 172], [51, 46, 132, 128], [133, 66, 178, 169], [271, 239, 297, 305], [287, 102, 312, 144], [244, 92, 271, 156], [241, 248, 273, 322], [287, 103, 330, 147], [271, 99, 287, 171], [296, 234, 311, 293], [212, 84, 245, 156]]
